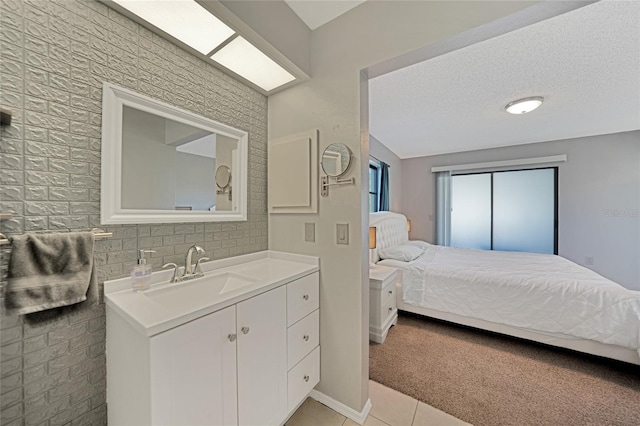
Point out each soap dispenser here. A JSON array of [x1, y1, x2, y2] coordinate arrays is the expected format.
[[131, 249, 156, 292]]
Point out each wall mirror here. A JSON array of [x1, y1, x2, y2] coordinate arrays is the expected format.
[[321, 143, 352, 177], [101, 83, 248, 224]]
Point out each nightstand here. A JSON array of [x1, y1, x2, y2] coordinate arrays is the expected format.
[[369, 264, 399, 343]]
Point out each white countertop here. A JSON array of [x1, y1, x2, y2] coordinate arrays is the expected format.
[[104, 250, 319, 336]]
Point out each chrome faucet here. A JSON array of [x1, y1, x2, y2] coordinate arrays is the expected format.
[[162, 245, 209, 283], [184, 244, 205, 275]]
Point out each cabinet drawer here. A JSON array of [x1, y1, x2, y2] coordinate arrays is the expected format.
[[287, 346, 320, 411], [287, 310, 319, 370], [381, 297, 395, 322], [287, 272, 319, 326], [382, 282, 395, 307]]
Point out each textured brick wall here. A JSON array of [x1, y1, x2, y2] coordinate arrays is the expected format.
[[0, 0, 268, 424]]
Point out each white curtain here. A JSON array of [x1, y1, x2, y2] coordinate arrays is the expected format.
[[436, 171, 451, 246]]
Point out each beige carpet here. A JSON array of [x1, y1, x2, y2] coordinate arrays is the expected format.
[[369, 313, 640, 426]]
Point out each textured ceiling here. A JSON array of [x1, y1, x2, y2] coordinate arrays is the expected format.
[[284, 0, 366, 30], [369, 1, 640, 159]]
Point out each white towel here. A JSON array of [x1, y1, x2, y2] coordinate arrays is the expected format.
[[6, 232, 97, 315]]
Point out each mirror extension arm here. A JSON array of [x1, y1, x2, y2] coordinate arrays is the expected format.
[[320, 176, 355, 197]]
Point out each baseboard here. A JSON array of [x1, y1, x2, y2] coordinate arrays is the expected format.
[[309, 390, 372, 425]]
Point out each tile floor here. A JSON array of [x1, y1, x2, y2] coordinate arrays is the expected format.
[[286, 381, 471, 426]]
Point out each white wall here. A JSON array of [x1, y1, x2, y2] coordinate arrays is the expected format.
[[402, 130, 640, 290], [268, 0, 538, 412], [370, 135, 402, 212]]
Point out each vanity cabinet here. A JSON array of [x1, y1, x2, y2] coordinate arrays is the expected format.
[[151, 306, 238, 426], [106, 269, 319, 426], [285, 273, 320, 411], [237, 286, 287, 425]]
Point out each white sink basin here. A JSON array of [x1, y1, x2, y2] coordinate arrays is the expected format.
[[145, 272, 259, 310]]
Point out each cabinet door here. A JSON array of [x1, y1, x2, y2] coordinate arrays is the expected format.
[[150, 306, 237, 426], [237, 286, 287, 425]]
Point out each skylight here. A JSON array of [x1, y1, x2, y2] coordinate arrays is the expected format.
[[211, 36, 296, 92], [111, 0, 297, 92], [112, 0, 234, 55]]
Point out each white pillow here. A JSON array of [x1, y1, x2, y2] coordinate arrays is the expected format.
[[378, 244, 424, 262], [404, 240, 431, 250]]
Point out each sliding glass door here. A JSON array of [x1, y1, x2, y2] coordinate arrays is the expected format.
[[493, 169, 556, 253], [450, 168, 557, 254], [451, 174, 492, 250]]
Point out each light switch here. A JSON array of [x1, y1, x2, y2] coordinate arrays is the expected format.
[[305, 223, 315, 242], [336, 223, 349, 245]]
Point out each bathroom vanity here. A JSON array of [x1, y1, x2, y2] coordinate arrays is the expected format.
[[104, 251, 320, 425]]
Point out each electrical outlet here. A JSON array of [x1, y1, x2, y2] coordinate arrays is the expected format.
[[336, 223, 349, 245], [305, 223, 315, 242], [585, 256, 594, 266]]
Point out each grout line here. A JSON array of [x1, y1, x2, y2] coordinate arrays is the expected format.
[[410, 399, 419, 426], [369, 412, 393, 426]]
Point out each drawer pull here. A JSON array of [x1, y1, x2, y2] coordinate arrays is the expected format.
[[303, 335, 309, 341], [228, 334, 236, 342], [303, 294, 309, 301], [241, 327, 250, 334], [304, 375, 310, 382]]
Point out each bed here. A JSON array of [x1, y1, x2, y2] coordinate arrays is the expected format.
[[370, 211, 640, 365]]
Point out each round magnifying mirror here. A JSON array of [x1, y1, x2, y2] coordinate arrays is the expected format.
[[215, 165, 231, 189], [321, 143, 353, 177]]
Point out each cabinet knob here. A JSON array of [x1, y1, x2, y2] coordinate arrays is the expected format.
[[241, 326, 250, 334], [304, 375, 310, 382], [388, 307, 393, 313], [228, 334, 237, 342], [303, 294, 309, 301], [303, 335, 309, 341], [388, 290, 393, 295]]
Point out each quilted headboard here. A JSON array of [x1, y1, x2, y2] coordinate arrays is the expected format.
[[369, 211, 409, 262]]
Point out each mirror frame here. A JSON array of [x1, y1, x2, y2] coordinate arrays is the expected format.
[[321, 143, 353, 177], [100, 82, 248, 224]]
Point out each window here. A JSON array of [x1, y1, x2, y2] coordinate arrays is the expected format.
[[450, 167, 558, 254], [369, 163, 380, 212]]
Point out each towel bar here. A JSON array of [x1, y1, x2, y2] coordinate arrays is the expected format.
[[0, 228, 113, 246]]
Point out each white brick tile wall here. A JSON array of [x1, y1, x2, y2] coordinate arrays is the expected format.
[[0, 0, 268, 424]]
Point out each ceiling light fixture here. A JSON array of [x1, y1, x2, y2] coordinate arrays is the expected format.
[[211, 36, 296, 92], [112, 0, 235, 55], [110, 0, 297, 93], [505, 96, 544, 114]]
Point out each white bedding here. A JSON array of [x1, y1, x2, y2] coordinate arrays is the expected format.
[[384, 245, 640, 355]]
